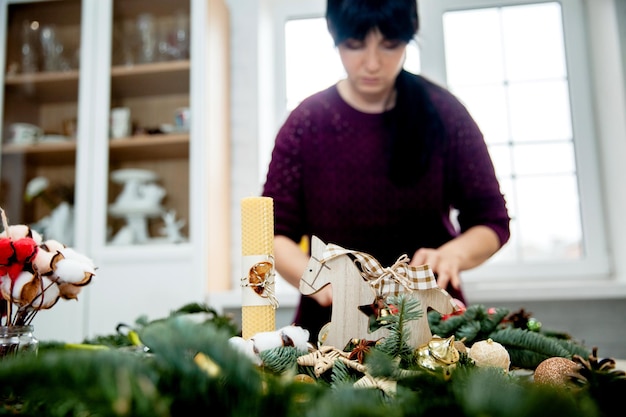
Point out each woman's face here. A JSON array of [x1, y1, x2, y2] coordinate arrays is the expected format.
[[337, 29, 407, 99]]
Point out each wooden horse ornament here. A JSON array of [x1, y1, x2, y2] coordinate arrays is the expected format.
[[300, 236, 459, 349]]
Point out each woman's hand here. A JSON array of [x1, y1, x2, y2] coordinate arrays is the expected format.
[[409, 225, 502, 291], [409, 247, 462, 290], [309, 284, 333, 307]]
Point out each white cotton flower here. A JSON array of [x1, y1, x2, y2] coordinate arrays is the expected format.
[[31, 246, 62, 275], [53, 257, 94, 285], [0, 225, 42, 243], [229, 336, 262, 365], [58, 282, 83, 300], [279, 325, 310, 351], [41, 239, 65, 253], [59, 247, 96, 270], [251, 325, 310, 353], [29, 276, 60, 310], [0, 271, 59, 309], [0, 274, 12, 300]]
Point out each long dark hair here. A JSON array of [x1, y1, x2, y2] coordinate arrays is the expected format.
[[326, 0, 444, 186]]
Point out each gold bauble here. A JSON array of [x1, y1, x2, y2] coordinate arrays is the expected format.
[[534, 357, 580, 386], [293, 374, 316, 384], [415, 336, 459, 379], [468, 338, 510, 372]]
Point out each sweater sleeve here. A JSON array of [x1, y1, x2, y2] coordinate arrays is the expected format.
[[261, 107, 307, 243]]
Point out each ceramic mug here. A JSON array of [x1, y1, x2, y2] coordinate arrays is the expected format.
[[9, 123, 43, 144], [110, 107, 131, 139]]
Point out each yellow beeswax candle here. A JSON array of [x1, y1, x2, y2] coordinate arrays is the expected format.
[[241, 196, 276, 339]]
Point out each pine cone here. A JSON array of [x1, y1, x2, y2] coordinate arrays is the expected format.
[[569, 346, 626, 387]]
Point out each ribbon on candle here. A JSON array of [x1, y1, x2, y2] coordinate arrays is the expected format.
[[241, 196, 277, 339], [240, 256, 278, 308]]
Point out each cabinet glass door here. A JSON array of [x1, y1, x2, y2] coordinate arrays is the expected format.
[[106, 0, 190, 246], [1, 0, 82, 246]]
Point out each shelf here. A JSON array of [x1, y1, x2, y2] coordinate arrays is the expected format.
[[1, 132, 189, 164], [4, 70, 80, 103], [111, 60, 190, 98], [1, 140, 76, 165], [3, 61, 191, 102], [109, 132, 189, 161]]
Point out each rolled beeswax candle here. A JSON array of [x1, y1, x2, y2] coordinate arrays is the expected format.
[[241, 196, 276, 339]]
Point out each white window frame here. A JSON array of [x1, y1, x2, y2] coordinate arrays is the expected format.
[[268, 0, 626, 302]]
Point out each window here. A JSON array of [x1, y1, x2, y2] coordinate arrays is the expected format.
[[270, 0, 611, 300]]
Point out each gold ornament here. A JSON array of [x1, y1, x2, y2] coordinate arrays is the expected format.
[[534, 357, 580, 386], [293, 374, 316, 384], [415, 335, 460, 379], [468, 338, 510, 372]]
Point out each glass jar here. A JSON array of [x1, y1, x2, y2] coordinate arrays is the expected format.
[[0, 325, 39, 359]]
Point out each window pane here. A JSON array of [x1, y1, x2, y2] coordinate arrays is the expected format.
[[285, 18, 344, 110], [508, 79, 572, 142], [451, 84, 509, 145], [502, 3, 567, 81], [515, 175, 582, 260], [443, 9, 504, 85], [487, 143, 512, 177], [443, 2, 583, 263], [513, 142, 576, 175]]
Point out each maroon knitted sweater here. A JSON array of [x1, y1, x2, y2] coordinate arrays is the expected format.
[[262, 75, 510, 341]]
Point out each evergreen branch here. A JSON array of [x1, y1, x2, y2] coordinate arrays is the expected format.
[[375, 294, 420, 362], [260, 346, 305, 375], [489, 327, 574, 368], [0, 349, 170, 417]]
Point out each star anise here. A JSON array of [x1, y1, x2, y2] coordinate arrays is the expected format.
[[345, 338, 378, 364]]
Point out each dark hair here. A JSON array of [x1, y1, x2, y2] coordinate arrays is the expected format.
[[387, 70, 444, 185], [326, 1, 443, 185], [326, 0, 419, 45]]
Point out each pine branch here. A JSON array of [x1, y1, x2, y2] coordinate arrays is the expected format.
[[375, 294, 420, 362], [260, 346, 305, 375], [489, 327, 577, 369]]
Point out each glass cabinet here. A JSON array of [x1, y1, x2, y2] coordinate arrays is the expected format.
[[1, 0, 82, 246], [106, 0, 191, 246], [0, 0, 231, 342]]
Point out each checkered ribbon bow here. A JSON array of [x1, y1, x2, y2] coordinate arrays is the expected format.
[[321, 243, 438, 297]]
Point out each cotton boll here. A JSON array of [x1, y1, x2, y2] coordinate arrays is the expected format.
[[58, 282, 83, 300], [59, 247, 96, 270], [229, 336, 262, 365], [250, 330, 284, 353], [279, 325, 310, 351], [41, 239, 65, 253], [28, 276, 60, 309], [31, 247, 62, 275], [1, 271, 59, 309], [0, 225, 42, 244], [53, 258, 94, 285], [250, 325, 310, 353], [1, 271, 37, 303]]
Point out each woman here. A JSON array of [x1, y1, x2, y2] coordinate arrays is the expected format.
[[262, 0, 511, 343]]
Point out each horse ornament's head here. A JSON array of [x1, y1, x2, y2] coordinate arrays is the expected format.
[[300, 235, 330, 295]]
